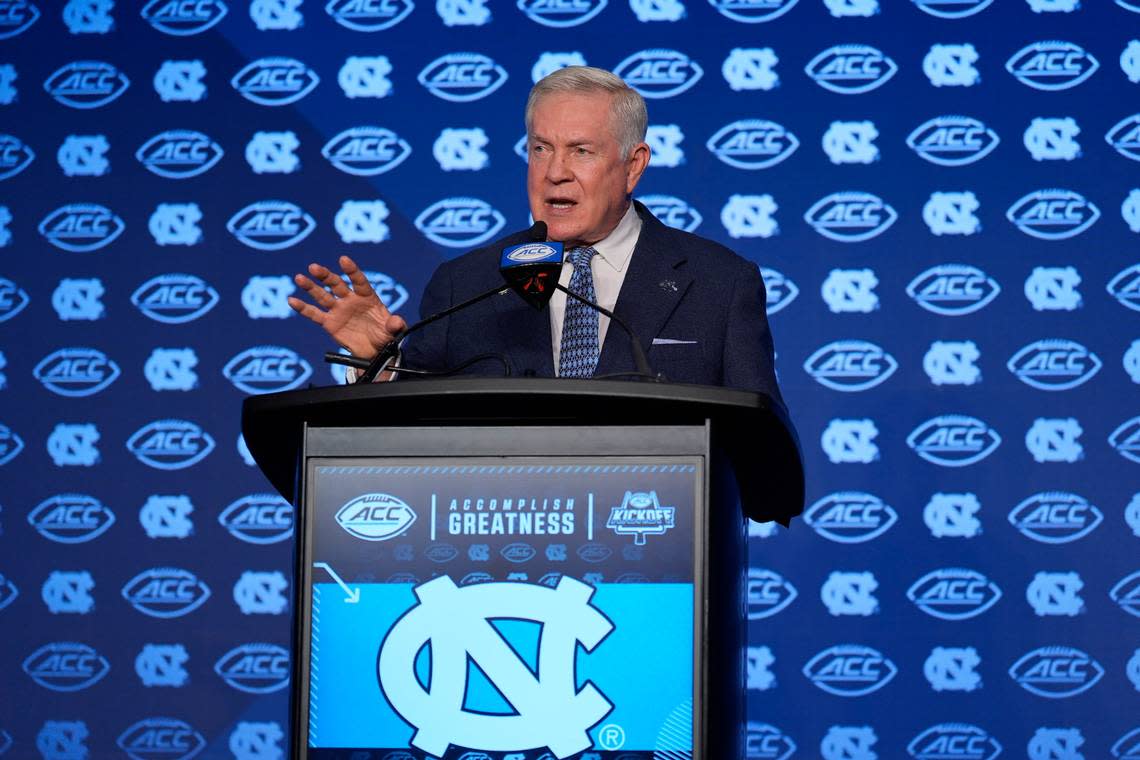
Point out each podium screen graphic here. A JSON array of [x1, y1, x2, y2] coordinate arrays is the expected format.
[[303, 458, 702, 760]]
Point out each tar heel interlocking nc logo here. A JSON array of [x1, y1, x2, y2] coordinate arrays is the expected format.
[[639, 195, 701, 233], [533, 52, 588, 84], [925, 341, 981, 386], [721, 194, 778, 238], [1025, 418, 1083, 463], [722, 48, 778, 91], [605, 491, 675, 544], [803, 645, 896, 697], [924, 44, 980, 87], [908, 415, 1001, 467], [0, 0, 40, 38], [142, 0, 228, 35], [117, 718, 205, 760], [434, 128, 488, 171], [925, 493, 982, 538], [63, 1, 115, 34], [47, 423, 100, 467], [1026, 572, 1084, 617], [33, 348, 120, 397], [242, 275, 294, 319], [707, 119, 798, 169], [1009, 646, 1103, 698], [154, 60, 207, 102], [230, 722, 285, 760], [44, 61, 129, 108], [232, 58, 319, 106], [336, 493, 416, 541], [227, 200, 316, 250], [23, 642, 110, 692], [822, 726, 875, 760], [518, 0, 607, 27], [378, 576, 614, 758], [246, 131, 299, 174], [821, 572, 878, 616], [924, 192, 980, 236], [1006, 42, 1099, 91], [250, 0, 302, 29], [822, 121, 878, 165], [39, 204, 125, 252], [415, 198, 505, 247], [222, 346, 312, 394], [1026, 266, 1081, 311], [908, 264, 1000, 316], [821, 419, 879, 464], [804, 492, 897, 543], [1008, 339, 1101, 390], [147, 349, 198, 388], [821, 269, 876, 314], [58, 134, 109, 177], [805, 192, 897, 243], [907, 116, 1000, 167], [908, 724, 1002, 760], [322, 126, 412, 176], [1024, 117, 1081, 161], [907, 568, 1002, 621], [1010, 492, 1102, 544], [613, 49, 703, 98], [139, 495, 194, 539], [806, 45, 897, 94], [126, 420, 215, 470], [137, 130, 224, 179], [29, 495, 115, 543], [418, 53, 508, 102], [326, 0, 414, 30], [0, 134, 34, 180], [122, 568, 210, 619], [804, 340, 897, 392], [925, 647, 981, 692], [42, 571, 95, 614], [1107, 114, 1140, 162], [149, 204, 203, 246]]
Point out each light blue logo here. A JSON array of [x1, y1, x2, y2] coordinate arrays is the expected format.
[[925, 647, 981, 692], [142, 0, 228, 34], [242, 276, 294, 319], [37, 722, 89, 760], [29, 494, 115, 543], [747, 646, 775, 691], [63, 0, 114, 33], [500, 543, 536, 563], [222, 346, 313, 393], [0, 350, 5, 389], [822, 726, 877, 760], [747, 568, 797, 619], [38, 203, 125, 252], [1131, 650, 1140, 692], [532, 51, 586, 83], [923, 44, 980, 87], [1009, 492, 1102, 544], [122, 568, 211, 618], [721, 194, 778, 238], [139, 495, 194, 539], [438, 0, 491, 25], [821, 419, 879, 464], [326, 0, 414, 30], [322, 126, 412, 176], [1027, 572, 1084, 616], [806, 45, 897, 94], [908, 116, 999, 166], [907, 724, 1001, 760], [339, 55, 393, 98], [47, 423, 100, 467], [227, 200, 316, 250], [0, 1, 39, 38], [0, 572, 20, 612], [614, 49, 703, 98], [1009, 646, 1103, 698], [117, 718, 205, 760], [132, 274, 220, 324], [144, 348, 199, 391], [426, 544, 459, 563], [826, 0, 877, 15], [1007, 42, 1098, 91], [821, 571, 878, 616], [44, 61, 130, 108], [1008, 339, 1100, 390], [722, 48, 779, 91], [925, 341, 981, 386], [1112, 572, 1140, 617], [1110, 416, 1140, 463], [1125, 340, 1140, 384], [126, 420, 215, 470], [1026, 417, 1083, 463], [0, 134, 34, 179], [136, 130, 223, 178], [246, 131, 299, 174], [149, 203, 203, 246], [1110, 264, 1140, 312], [908, 568, 1001, 621], [1025, 117, 1081, 160], [1026, 266, 1081, 311], [707, 119, 798, 169], [33, 348, 120, 397], [924, 493, 981, 538], [822, 121, 878, 164], [231, 57, 319, 105], [711, 0, 799, 22], [0, 64, 16, 104], [336, 199, 391, 243], [41, 571, 95, 615], [822, 269, 876, 313], [0, 206, 9, 247], [746, 723, 796, 760], [804, 645, 896, 697], [804, 492, 897, 544], [1028, 0, 1078, 9], [804, 340, 897, 392], [234, 571, 288, 615], [336, 493, 416, 541], [1123, 41, 1140, 83], [219, 494, 293, 545], [646, 123, 684, 167], [250, 0, 302, 29], [418, 53, 507, 102], [804, 192, 897, 242], [230, 722, 285, 760], [0, 423, 24, 465], [606, 490, 675, 544], [761, 267, 798, 314], [23, 642, 110, 691], [908, 415, 1001, 467], [154, 60, 207, 101], [640, 194, 701, 232], [215, 643, 289, 694], [1107, 114, 1140, 161], [1029, 728, 1085, 760], [434, 128, 489, 171], [57, 134, 108, 176], [924, 192, 981, 235], [1112, 726, 1140, 760], [518, 0, 606, 27], [415, 197, 505, 247]]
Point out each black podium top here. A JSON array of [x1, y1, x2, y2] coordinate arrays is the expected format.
[[242, 378, 803, 525]]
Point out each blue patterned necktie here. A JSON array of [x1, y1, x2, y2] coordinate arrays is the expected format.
[[559, 246, 600, 378]]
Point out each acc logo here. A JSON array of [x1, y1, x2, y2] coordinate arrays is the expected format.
[[1109, 264, 1140, 312], [500, 543, 536, 563], [223, 346, 312, 394], [1009, 492, 1102, 544], [822, 269, 877, 314], [0, 573, 19, 612], [39, 204, 125, 252], [761, 268, 798, 314], [33, 348, 120, 397], [644, 124, 684, 168], [22, 642, 110, 691], [1107, 114, 1140, 161], [924, 192, 980, 236], [227, 200, 316, 250], [745, 723, 795, 760], [1110, 416, 1140, 463], [0, 134, 33, 180], [415, 198, 505, 248], [908, 415, 1001, 467], [219, 494, 293, 545], [907, 264, 1000, 316], [1027, 571, 1084, 616], [805, 192, 897, 243], [722, 48, 778, 92], [606, 490, 675, 545], [1006, 42, 1099, 91], [47, 423, 99, 467], [925, 493, 981, 538], [1025, 117, 1081, 161], [41, 571, 95, 614], [336, 493, 416, 541], [242, 276, 293, 319], [57, 135, 109, 177], [711, 0, 798, 22], [803, 645, 896, 697], [707, 120, 797, 170], [640, 194, 701, 232], [1009, 646, 1103, 698], [908, 568, 1001, 621], [29, 494, 115, 543], [140, 495, 194, 539], [1025, 418, 1083, 463], [804, 340, 897, 392], [142, 0, 228, 34], [822, 121, 879, 165], [215, 643, 289, 693], [518, 0, 607, 27], [924, 44, 979, 87], [230, 722, 285, 760], [323, 126, 412, 176], [145, 347, 197, 392], [0, 0, 40, 38], [1112, 727, 1140, 760], [232, 58, 319, 106], [418, 53, 507, 102], [1026, 266, 1081, 311], [122, 568, 210, 618], [925, 647, 981, 692], [908, 724, 1001, 760], [132, 274, 219, 324], [821, 571, 878, 616], [1110, 571, 1140, 618], [614, 49, 703, 99], [136, 131, 223, 179], [326, 0, 413, 30], [804, 492, 897, 544], [117, 718, 205, 760], [250, 0, 302, 29], [908, 116, 999, 167], [822, 727, 875, 760], [44, 61, 130, 108], [234, 571, 288, 615], [806, 45, 897, 94], [154, 60, 207, 102], [925, 341, 981, 386], [747, 568, 797, 619], [912, 0, 992, 17], [821, 419, 878, 464], [434, 128, 489, 171], [127, 420, 216, 470], [1008, 339, 1100, 390], [721, 194, 778, 238], [578, 544, 612, 563]]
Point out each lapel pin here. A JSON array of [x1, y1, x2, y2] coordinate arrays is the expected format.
[[659, 279, 678, 292]]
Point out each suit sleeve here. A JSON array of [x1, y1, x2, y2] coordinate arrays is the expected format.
[[398, 261, 452, 374], [722, 261, 784, 406]]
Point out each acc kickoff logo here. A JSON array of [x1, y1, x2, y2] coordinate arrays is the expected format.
[[117, 718, 205, 760], [232, 58, 319, 106], [1009, 646, 1103, 698], [908, 568, 1002, 620], [39, 204, 125, 252], [707, 119, 798, 169], [214, 643, 289, 693], [142, 0, 228, 34], [323, 126, 411, 176], [908, 415, 1000, 467], [518, 0, 606, 26], [907, 116, 999, 167], [122, 568, 210, 618], [907, 264, 1000, 316], [23, 642, 110, 691], [127, 420, 215, 470], [418, 53, 507, 102], [804, 492, 897, 544], [804, 340, 896, 392], [219, 494, 293, 545], [44, 61, 129, 108], [907, 724, 1001, 760], [227, 200, 316, 250], [614, 49, 703, 98], [33, 348, 120, 397], [639, 195, 701, 232], [29, 494, 115, 543], [1006, 41, 1098, 91], [1009, 492, 1102, 544], [136, 130, 224, 179], [336, 493, 416, 541], [415, 198, 505, 248], [805, 45, 897, 94], [222, 346, 312, 394], [1007, 339, 1100, 390], [326, 0, 412, 30], [805, 192, 896, 242], [803, 645, 896, 696], [132, 274, 219, 324], [605, 491, 675, 545]]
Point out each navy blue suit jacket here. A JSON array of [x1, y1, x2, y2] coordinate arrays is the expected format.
[[402, 202, 782, 404]]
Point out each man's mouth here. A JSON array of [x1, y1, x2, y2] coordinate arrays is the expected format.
[[546, 197, 577, 210]]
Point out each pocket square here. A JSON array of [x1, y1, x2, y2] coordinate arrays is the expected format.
[[652, 338, 698, 345]]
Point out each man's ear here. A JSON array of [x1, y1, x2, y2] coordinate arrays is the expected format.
[[625, 141, 651, 194]]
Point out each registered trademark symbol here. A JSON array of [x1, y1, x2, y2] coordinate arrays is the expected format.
[[598, 724, 626, 750]]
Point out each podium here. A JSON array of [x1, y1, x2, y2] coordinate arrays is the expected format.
[[242, 378, 803, 760]]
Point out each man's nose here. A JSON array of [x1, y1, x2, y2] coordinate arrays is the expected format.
[[545, 150, 572, 182]]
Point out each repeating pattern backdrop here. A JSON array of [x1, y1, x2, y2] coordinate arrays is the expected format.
[[1, 0, 1139, 758]]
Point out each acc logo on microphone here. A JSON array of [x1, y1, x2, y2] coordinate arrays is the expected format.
[[0, 278, 30, 322], [803, 645, 896, 696], [142, 0, 228, 34], [39, 204, 125, 252], [1006, 189, 1099, 240], [215, 643, 289, 693], [28, 494, 115, 543], [326, 0, 413, 29], [804, 340, 897, 392], [907, 724, 1001, 760], [706, 119, 798, 169], [804, 492, 897, 544], [761, 268, 798, 315], [710, 0, 799, 22], [0, 134, 34, 179], [518, 0, 607, 27], [1009, 646, 1103, 698], [504, 242, 560, 263], [22, 642, 110, 691], [0, 0, 40, 38], [415, 197, 505, 248], [132, 274, 219, 324], [232, 57, 319, 106], [136, 130, 223, 179], [127, 420, 215, 470], [639, 194, 701, 232], [907, 264, 999, 316], [219, 494, 293, 545], [227, 200, 316, 250], [117, 718, 205, 760], [1009, 492, 1102, 544], [322, 126, 411, 176], [908, 415, 1000, 467], [1109, 264, 1140, 312], [1110, 571, 1140, 618], [614, 49, 703, 99], [805, 192, 896, 242], [746, 723, 795, 760], [1107, 114, 1140, 162], [1006, 41, 1098, 91], [222, 346, 312, 394], [336, 493, 416, 541], [805, 45, 897, 94], [747, 568, 797, 619], [122, 567, 210, 619], [907, 116, 1000, 167], [44, 61, 130, 108], [418, 53, 508, 102], [1110, 416, 1140, 463], [1007, 339, 1100, 390], [33, 348, 121, 397], [908, 568, 1001, 621]]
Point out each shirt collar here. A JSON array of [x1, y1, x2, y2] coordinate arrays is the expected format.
[[586, 203, 641, 274]]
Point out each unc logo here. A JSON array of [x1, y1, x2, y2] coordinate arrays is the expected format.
[[1114, 571, 1140, 617], [1008, 339, 1101, 390], [322, 126, 412, 176], [0, 0, 40, 38], [908, 115, 999, 166], [630, 0, 685, 21], [241, 276, 294, 319], [1027, 572, 1084, 616], [63, 0, 114, 33], [923, 44, 980, 87], [326, 0, 414, 29], [0, 423, 26, 465], [532, 52, 587, 83], [614, 49, 703, 99], [0, 134, 35, 179], [39, 203, 125, 252], [127, 420, 215, 470], [822, 419, 879, 464], [415, 197, 506, 247], [1029, 728, 1085, 760], [378, 576, 613, 757], [924, 192, 981, 236], [746, 723, 796, 760], [230, 722, 285, 760], [29, 494, 115, 543], [1123, 41, 1140, 83], [56, 135, 108, 177], [907, 724, 1001, 760], [234, 571, 288, 615], [804, 340, 897, 392], [142, 0, 228, 35], [1026, 418, 1083, 463], [805, 192, 897, 242], [41, 571, 95, 615], [34, 348, 120, 398], [639, 195, 701, 232], [0, 207, 10, 248], [646, 124, 684, 167], [23, 643, 110, 691], [822, 726, 877, 760], [747, 568, 798, 619], [135, 643, 189, 687], [806, 44, 897, 94], [518, 0, 607, 27], [1026, 266, 1082, 311], [710, 0, 799, 22], [149, 203, 203, 246], [1007, 41, 1099, 91], [1107, 114, 1140, 162], [761, 267, 798, 314], [419, 53, 508, 101], [134, 130, 225, 179], [219, 494, 293, 545], [1125, 190, 1140, 233], [1007, 189, 1099, 240], [434, 128, 489, 171], [804, 492, 897, 544], [45, 61, 130, 108], [250, 0, 302, 29], [908, 415, 1000, 467], [438, 0, 491, 25], [1130, 651, 1140, 692], [825, 0, 877, 16], [820, 571, 878, 616], [232, 57, 320, 105], [1110, 416, 1140, 463], [1130, 494, 1140, 537], [803, 645, 897, 697], [722, 48, 778, 91], [1125, 340, 1140, 384], [139, 495, 194, 539], [215, 643, 289, 693], [246, 131, 300, 174], [117, 718, 206, 760], [721, 194, 778, 238], [145, 348, 199, 391], [924, 492, 982, 538], [707, 119, 798, 170], [1010, 492, 1103, 544], [227, 200, 316, 250], [1009, 646, 1104, 698], [926, 647, 981, 692], [340, 55, 394, 99], [47, 423, 100, 467], [336, 200, 391, 243], [122, 567, 211, 618], [924, 341, 981, 386], [821, 269, 877, 313], [747, 646, 776, 690], [223, 346, 312, 394], [1024, 117, 1081, 161], [822, 121, 878, 165], [0, 64, 16, 104], [154, 60, 207, 102], [908, 568, 1002, 621]]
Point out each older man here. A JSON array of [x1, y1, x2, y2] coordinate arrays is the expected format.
[[290, 66, 780, 398]]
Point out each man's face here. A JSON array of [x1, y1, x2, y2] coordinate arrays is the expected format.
[[526, 91, 649, 248]]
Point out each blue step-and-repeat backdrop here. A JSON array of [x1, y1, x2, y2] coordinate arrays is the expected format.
[[2, 0, 1140, 758]]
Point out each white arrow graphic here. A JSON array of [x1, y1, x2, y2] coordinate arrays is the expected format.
[[313, 562, 360, 604]]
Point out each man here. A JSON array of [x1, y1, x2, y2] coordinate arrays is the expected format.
[[289, 66, 781, 400]]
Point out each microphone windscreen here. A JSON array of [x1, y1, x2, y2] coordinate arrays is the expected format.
[[528, 220, 548, 242]]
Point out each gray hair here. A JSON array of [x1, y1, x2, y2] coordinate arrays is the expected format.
[[525, 66, 648, 158]]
